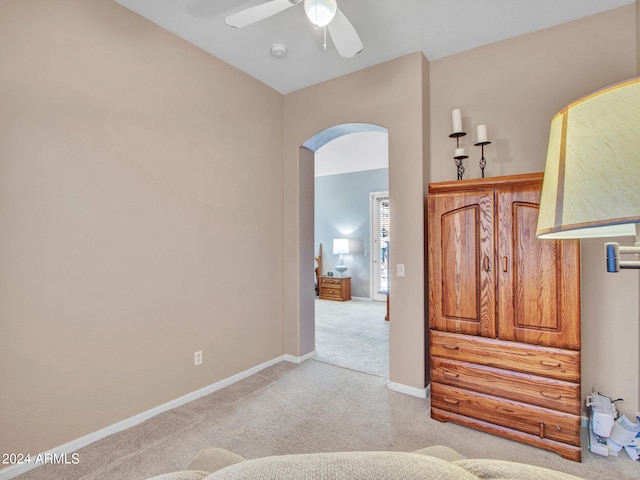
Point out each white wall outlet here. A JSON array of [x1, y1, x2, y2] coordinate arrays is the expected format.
[[194, 350, 202, 366], [397, 263, 405, 277]]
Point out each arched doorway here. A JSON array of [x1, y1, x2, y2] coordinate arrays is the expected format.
[[283, 55, 428, 395], [302, 123, 389, 375]]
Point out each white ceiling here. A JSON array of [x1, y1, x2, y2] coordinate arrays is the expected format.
[[113, 0, 633, 95], [315, 131, 388, 177], [112, 0, 632, 176]]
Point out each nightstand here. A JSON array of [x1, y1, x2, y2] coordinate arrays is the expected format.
[[319, 276, 351, 301]]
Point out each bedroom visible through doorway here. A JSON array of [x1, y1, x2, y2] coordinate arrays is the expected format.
[[310, 124, 389, 378]]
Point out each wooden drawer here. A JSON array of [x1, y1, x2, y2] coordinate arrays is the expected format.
[[431, 383, 581, 447], [320, 286, 343, 298], [321, 277, 344, 287], [430, 330, 580, 382], [431, 357, 580, 415], [431, 408, 581, 462]]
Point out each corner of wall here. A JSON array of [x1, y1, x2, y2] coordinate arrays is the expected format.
[[637, 0, 640, 413], [637, 0, 640, 74], [421, 52, 431, 386]]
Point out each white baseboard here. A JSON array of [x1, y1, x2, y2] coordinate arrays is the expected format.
[[387, 380, 429, 399], [282, 350, 317, 364], [0, 353, 311, 480]]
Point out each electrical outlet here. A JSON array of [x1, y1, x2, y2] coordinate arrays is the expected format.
[[397, 264, 405, 277], [194, 350, 202, 366]]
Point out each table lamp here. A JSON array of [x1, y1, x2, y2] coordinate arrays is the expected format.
[[333, 238, 350, 276]]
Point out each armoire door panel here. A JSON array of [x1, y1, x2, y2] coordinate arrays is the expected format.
[[441, 206, 480, 322], [428, 191, 495, 338], [514, 203, 560, 331], [497, 187, 580, 349]]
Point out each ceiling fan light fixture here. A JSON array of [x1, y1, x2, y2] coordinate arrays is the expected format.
[[304, 0, 337, 28]]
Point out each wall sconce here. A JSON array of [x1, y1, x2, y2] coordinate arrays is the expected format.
[[333, 238, 350, 276], [536, 77, 640, 272]]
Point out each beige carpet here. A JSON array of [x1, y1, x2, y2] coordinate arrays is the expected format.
[[314, 297, 388, 377], [10, 360, 639, 480]]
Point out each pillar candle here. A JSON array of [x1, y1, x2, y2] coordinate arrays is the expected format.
[[455, 148, 465, 157], [477, 124, 488, 143], [452, 109, 462, 133]]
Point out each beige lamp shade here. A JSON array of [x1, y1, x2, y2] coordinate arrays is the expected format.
[[536, 77, 640, 239]]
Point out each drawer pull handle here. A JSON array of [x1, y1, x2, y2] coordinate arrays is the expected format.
[[540, 360, 561, 368], [539, 422, 545, 438], [442, 343, 460, 351], [443, 370, 459, 378], [443, 397, 460, 405], [540, 391, 562, 400]]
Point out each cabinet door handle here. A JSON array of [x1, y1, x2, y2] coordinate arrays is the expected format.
[[443, 370, 460, 378], [443, 397, 460, 405], [442, 343, 460, 351], [502, 256, 509, 272], [540, 391, 562, 400], [540, 360, 562, 368], [483, 256, 490, 271]]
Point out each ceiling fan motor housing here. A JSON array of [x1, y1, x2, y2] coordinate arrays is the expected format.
[[224, 0, 362, 59]]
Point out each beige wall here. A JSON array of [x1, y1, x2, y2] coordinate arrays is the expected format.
[[430, 6, 636, 181], [2, 0, 639, 463], [429, 5, 639, 416], [283, 53, 430, 389], [582, 238, 640, 418], [0, 0, 284, 455]]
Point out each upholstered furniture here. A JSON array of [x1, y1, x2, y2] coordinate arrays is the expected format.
[[146, 445, 585, 479]]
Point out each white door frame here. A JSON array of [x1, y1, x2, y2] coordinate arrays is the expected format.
[[370, 191, 389, 302]]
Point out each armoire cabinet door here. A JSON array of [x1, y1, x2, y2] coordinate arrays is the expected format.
[[428, 189, 496, 338], [496, 186, 581, 350]]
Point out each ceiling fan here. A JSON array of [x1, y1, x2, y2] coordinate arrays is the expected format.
[[224, 0, 363, 58]]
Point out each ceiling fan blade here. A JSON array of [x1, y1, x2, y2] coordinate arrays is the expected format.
[[225, 0, 297, 28], [327, 9, 363, 58]]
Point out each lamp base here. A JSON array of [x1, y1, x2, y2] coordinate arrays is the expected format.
[[335, 265, 348, 276]]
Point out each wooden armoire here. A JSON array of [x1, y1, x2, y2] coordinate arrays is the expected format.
[[427, 173, 582, 461]]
